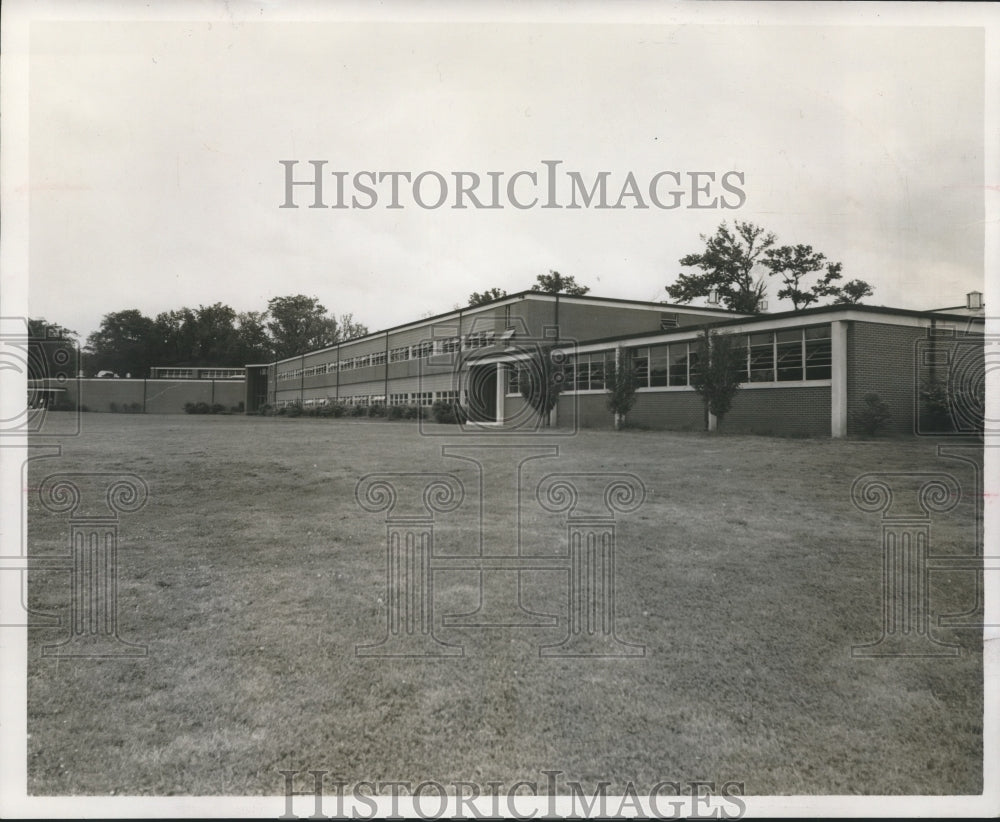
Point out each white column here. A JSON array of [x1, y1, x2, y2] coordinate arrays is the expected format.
[[830, 320, 848, 438], [495, 363, 504, 424]]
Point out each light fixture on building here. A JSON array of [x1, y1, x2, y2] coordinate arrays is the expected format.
[[967, 291, 984, 310]]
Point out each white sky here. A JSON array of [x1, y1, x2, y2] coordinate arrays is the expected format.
[[16, 7, 994, 340]]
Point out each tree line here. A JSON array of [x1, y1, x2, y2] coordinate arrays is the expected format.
[[30, 295, 368, 378], [31, 221, 873, 379]]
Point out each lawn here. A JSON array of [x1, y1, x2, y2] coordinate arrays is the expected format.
[[25, 413, 983, 797]]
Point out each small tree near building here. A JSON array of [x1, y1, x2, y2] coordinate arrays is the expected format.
[[518, 347, 566, 426], [690, 328, 744, 432], [606, 354, 638, 430]]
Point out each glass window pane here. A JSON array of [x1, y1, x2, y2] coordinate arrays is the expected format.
[[805, 337, 832, 379], [669, 344, 687, 386], [805, 324, 831, 340], [776, 331, 803, 381], [650, 346, 669, 387], [576, 358, 590, 390], [590, 355, 605, 390], [631, 348, 649, 388], [749, 333, 774, 382]]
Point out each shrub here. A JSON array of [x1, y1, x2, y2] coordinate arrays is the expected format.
[[349, 404, 368, 417], [51, 397, 77, 412], [236, 401, 245, 413], [368, 404, 386, 418], [285, 401, 303, 417], [432, 400, 465, 425], [128, 402, 143, 414], [109, 402, 119, 413], [403, 404, 422, 420], [210, 403, 225, 414], [387, 405, 406, 420], [851, 393, 892, 436], [919, 377, 952, 432]]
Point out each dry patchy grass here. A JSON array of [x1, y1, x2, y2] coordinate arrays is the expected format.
[[25, 414, 983, 796]]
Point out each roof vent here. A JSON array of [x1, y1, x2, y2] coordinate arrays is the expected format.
[[967, 291, 983, 310]]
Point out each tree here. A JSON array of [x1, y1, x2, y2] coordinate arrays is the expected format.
[[605, 356, 638, 430], [468, 287, 508, 306], [831, 279, 874, 305], [531, 270, 590, 296], [266, 295, 340, 360], [518, 346, 566, 425], [236, 311, 273, 362], [689, 328, 744, 431], [85, 309, 157, 377], [762, 245, 874, 309], [336, 313, 369, 341], [27, 318, 79, 379], [667, 221, 775, 313]]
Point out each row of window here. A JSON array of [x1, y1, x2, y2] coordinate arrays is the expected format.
[[151, 367, 245, 380], [275, 334, 498, 381], [277, 390, 466, 408], [506, 326, 833, 393]]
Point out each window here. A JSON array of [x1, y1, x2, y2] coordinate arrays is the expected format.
[[749, 333, 774, 382], [389, 346, 410, 362], [436, 390, 459, 403], [389, 393, 409, 405], [439, 337, 461, 354], [649, 346, 669, 387], [631, 347, 649, 388], [413, 341, 433, 359], [804, 326, 832, 380], [668, 344, 688, 386], [776, 329, 803, 381], [372, 351, 387, 367], [508, 363, 522, 394], [565, 351, 613, 391], [355, 354, 371, 369], [414, 392, 434, 406], [659, 312, 679, 330]]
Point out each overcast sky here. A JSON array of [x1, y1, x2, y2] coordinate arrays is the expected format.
[[21, 9, 989, 340]]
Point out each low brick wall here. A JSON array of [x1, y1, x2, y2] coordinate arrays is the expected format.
[[34, 378, 245, 414]]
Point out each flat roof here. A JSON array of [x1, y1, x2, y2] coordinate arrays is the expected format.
[[574, 302, 987, 347], [270, 290, 746, 366]]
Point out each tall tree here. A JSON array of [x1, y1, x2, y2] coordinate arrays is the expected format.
[[468, 287, 508, 306], [666, 221, 775, 313], [531, 271, 590, 296], [84, 309, 157, 377], [762, 246, 874, 309], [27, 318, 79, 379], [236, 311, 273, 362], [689, 328, 744, 431], [266, 295, 340, 360]]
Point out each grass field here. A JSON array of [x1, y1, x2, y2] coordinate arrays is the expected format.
[[25, 413, 983, 797]]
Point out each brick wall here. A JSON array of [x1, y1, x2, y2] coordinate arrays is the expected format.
[[847, 321, 927, 436], [50, 379, 245, 414], [724, 386, 831, 437], [629, 391, 704, 431]]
